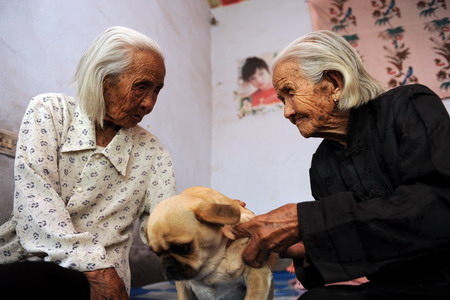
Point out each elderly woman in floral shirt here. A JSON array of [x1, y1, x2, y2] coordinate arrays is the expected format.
[[0, 26, 176, 299]]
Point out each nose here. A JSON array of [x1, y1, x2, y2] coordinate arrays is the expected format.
[[255, 76, 264, 85], [283, 100, 295, 120], [140, 93, 157, 113]]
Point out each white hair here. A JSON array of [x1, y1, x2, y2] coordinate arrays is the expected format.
[[74, 26, 164, 126], [273, 30, 383, 110]]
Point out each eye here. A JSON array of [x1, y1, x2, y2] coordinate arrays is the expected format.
[[154, 85, 163, 96], [170, 243, 191, 256], [133, 83, 148, 97]]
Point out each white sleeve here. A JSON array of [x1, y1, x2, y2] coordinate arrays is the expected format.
[[13, 95, 111, 271], [139, 143, 176, 244]]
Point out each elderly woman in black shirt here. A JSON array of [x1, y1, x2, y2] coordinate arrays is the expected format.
[[234, 30, 450, 299]]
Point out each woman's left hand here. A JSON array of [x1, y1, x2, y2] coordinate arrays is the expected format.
[[233, 203, 301, 268], [280, 241, 305, 260]]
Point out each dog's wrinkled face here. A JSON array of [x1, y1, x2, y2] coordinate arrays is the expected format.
[[146, 187, 243, 281]]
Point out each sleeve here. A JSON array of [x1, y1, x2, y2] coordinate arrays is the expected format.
[[297, 88, 450, 284], [13, 95, 111, 271], [138, 144, 176, 244]]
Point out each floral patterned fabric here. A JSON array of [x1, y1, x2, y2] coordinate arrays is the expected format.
[[0, 93, 176, 292], [308, 0, 450, 99]]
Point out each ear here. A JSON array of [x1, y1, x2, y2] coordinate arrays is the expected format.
[[323, 70, 343, 98], [221, 225, 236, 240], [193, 202, 241, 226], [183, 186, 242, 225], [182, 186, 231, 204]]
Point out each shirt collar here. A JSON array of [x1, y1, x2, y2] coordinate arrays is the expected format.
[[101, 127, 134, 176], [61, 104, 96, 152], [61, 105, 134, 176]]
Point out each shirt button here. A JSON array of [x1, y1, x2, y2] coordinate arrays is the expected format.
[[95, 154, 101, 159], [77, 187, 83, 193], [17, 247, 25, 254]]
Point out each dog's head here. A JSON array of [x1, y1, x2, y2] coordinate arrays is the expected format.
[[146, 187, 253, 281]]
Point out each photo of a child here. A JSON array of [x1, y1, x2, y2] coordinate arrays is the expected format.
[[237, 53, 282, 118]]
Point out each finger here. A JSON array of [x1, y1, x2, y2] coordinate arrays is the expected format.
[[232, 224, 252, 239], [279, 242, 305, 259], [241, 238, 264, 268], [255, 247, 269, 267], [233, 199, 246, 207]]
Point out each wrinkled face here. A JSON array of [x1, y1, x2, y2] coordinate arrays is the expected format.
[[103, 49, 165, 128], [272, 60, 336, 139], [248, 67, 273, 91]]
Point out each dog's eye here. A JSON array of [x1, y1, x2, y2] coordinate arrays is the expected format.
[[170, 243, 191, 256]]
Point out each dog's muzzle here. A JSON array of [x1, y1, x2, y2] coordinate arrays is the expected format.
[[161, 254, 198, 281]]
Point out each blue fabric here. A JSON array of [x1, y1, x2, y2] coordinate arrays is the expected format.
[[130, 271, 305, 299]]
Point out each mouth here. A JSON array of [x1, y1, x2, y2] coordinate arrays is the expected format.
[[131, 114, 143, 122], [290, 114, 307, 125], [161, 254, 198, 281]]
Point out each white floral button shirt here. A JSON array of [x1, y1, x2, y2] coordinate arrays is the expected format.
[[0, 93, 176, 291]]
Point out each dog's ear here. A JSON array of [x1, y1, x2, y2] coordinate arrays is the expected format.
[[184, 186, 241, 225], [221, 225, 236, 239], [182, 186, 230, 204], [193, 202, 241, 225]]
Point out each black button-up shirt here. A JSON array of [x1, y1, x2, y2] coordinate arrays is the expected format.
[[296, 84, 450, 287]]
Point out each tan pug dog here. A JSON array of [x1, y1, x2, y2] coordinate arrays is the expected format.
[[146, 186, 275, 300]]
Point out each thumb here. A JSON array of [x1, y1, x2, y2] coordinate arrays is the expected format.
[[232, 224, 252, 239], [279, 242, 305, 259]]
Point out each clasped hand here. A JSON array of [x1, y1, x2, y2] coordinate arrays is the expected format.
[[232, 203, 305, 268]]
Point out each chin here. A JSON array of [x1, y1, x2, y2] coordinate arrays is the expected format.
[[298, 128, 311, 139]]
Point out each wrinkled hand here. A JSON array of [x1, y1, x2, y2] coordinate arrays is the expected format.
[[280, 241, 305, 259], [233, 203, 301, 268], [84, 267, 129, 300]]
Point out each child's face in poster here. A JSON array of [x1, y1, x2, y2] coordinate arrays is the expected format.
[[248, 67, 273, 91]]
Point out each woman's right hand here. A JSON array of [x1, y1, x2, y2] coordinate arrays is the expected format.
[[84, 267, 129, 300], [232, 203, 301, 268]]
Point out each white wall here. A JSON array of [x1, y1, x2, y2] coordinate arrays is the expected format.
[[210, 0, 450, 215], [1, 0, 449, 222], [210, 0, 320, 215], [0, 0, 212, 222]]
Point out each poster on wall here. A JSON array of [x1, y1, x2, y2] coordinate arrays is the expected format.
[[236, 52, 283, 118], [308, 0, 450, 100], [208, 0, 249, 8]]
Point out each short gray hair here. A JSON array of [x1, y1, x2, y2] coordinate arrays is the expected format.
[[273, 30, 383, 110], [74, 26, 164, 126]]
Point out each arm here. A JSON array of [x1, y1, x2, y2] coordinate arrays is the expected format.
[[13, 95, 110, 270], [138, 137, 176, 245]]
